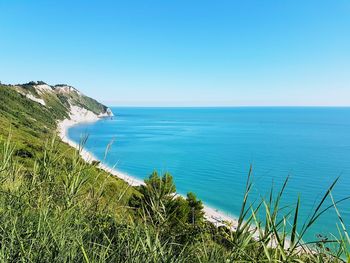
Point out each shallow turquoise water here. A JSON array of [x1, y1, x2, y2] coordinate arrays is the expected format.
[[68, 107, 350, 240]]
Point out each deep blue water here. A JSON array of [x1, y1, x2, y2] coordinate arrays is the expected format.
[[68, 107, 350, 240]]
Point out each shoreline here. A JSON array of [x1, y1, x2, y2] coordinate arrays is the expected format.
[[58, 118, 144, 186], [57, 117, 252, 236]]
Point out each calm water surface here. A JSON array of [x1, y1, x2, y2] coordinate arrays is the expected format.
[[68, 107, 350, 240]]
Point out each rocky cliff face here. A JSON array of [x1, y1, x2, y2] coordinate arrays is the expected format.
[[9, 81, 113, 122]]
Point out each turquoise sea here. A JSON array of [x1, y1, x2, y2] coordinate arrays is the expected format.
[[68, 107, 350, 241]]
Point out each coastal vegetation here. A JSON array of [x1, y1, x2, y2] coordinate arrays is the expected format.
[[0, 83, 349, 262]]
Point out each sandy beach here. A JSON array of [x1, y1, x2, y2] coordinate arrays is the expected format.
[[57, 116, 249, 235]]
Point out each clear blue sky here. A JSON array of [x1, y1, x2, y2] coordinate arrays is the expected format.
[[1, 0, 350, 106]]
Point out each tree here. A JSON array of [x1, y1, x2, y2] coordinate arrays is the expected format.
[[129, 171, 177, 226], [186, 192, 205, 225], [143, 171, 176, 198]]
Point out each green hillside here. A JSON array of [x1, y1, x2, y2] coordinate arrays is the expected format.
[[0, 82, 133, 208], [0, 82, 110, 166], [0, 82, 348, 262]]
